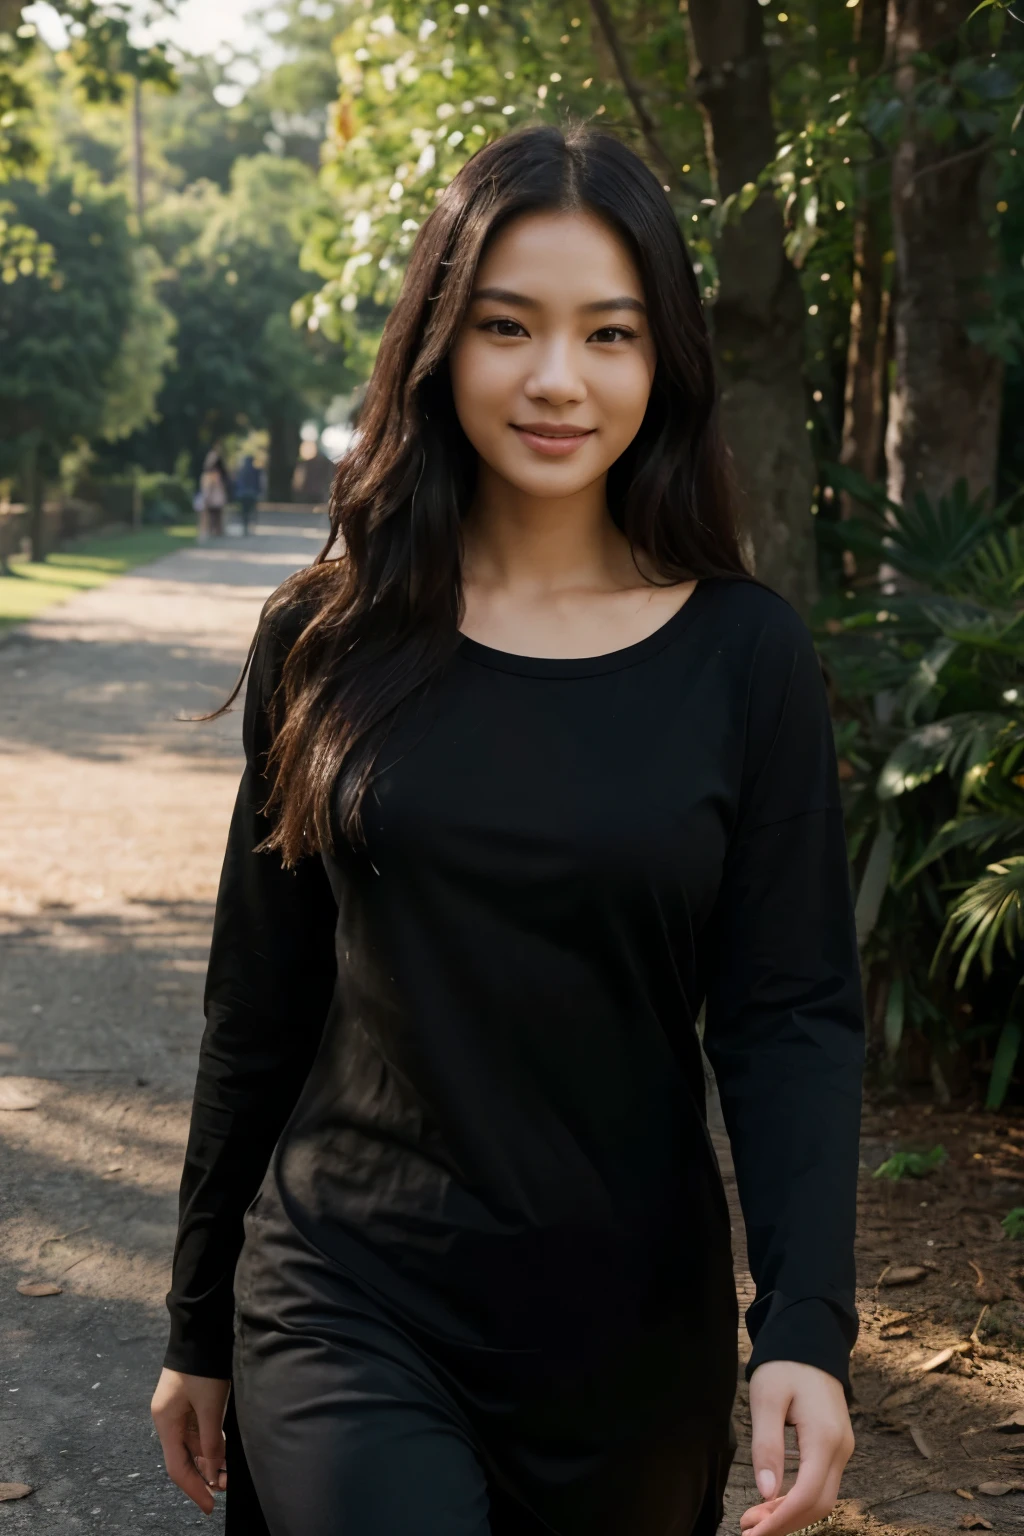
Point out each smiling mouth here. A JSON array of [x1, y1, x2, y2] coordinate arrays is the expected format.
[[513, 423, 594, 437], [511, 424, 596, 456]]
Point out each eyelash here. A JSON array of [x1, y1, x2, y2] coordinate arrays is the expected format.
[[479, 318, 639, 344]]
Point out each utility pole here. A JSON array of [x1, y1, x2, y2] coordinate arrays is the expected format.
[[132, 76, 145, 227]]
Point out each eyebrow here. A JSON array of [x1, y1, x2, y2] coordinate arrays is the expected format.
[[470, 286, 647, 316]]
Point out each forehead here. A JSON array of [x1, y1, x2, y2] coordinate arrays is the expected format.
[[473, 209, 644, 303]]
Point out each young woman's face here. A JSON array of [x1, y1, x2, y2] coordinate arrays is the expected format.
[[449, 209, 657, 500]]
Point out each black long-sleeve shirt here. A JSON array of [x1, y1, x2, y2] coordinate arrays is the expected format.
[[165, 575, 864, 1425]]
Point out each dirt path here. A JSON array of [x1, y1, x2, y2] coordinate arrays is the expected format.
[[0, 519, 326, 1533], [2, 523, 1024, 1535]]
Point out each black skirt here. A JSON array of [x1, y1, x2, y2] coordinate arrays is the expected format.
[[225, 1182, 737, 1536]]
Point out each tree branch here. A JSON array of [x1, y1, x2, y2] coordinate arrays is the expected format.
[[586, 0, 700, 198]]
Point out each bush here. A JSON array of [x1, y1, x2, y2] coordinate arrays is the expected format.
[[816, 469, 1024, 1109], [137, 471, 193, 525]]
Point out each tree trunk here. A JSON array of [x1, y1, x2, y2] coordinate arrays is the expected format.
[[268, 413, 301, 503], [686, 0, 818, 613], [131, 76, 145, 229], [884, 0, 1004, 514], [838, 0, 891, 562], [23, 432, 44, 565]]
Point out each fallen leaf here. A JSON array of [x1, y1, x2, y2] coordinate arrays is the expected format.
[[102, 1165, 122, 1174], [0, 1079, 40, 1111], [881, 1265, 929, 1287], [909, 1424, 932, 1458], [977, 1482, 1017, 1496], [960, 1517, 993, 1530], [16, 1280, 62, 1297], [956, 1490, 974, 1499], [881, 1324, 912, 1339], [994, 1412, 1024, 1432], [0, 1485, 32, 1502]]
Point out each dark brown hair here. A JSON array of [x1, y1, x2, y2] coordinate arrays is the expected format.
[[233, 121, 748, 865]]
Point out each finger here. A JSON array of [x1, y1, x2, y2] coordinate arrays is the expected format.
[[197, 1402, 227, 1491], [158, 1428, 216, 1517], [749, 1386, 788, 1505], [740, 1447, 841, 1536], [739, 1495, 784, 1533]]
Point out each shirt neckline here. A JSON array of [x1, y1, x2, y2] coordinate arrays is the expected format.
[[456, 576, 720, 679]]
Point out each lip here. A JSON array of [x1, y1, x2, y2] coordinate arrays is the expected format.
[[511, 423, 596, 458]]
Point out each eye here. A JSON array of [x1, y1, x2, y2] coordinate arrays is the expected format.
[[480, 317, 528, 338], [589, 325, 638, 344]]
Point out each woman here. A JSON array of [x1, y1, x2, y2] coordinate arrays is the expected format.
[[152, 124, 864, 1536], [199, 444, 231, 539]]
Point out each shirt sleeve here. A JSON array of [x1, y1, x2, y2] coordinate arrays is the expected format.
[[701, 600, 865, 1402], [163, 611, 338, 1378]]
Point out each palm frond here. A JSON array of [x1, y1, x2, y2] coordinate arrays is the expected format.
[[900, 637, 959, 724], [935, 856, 1024, 988], [820, 466, 1017, 591], [901, 811, 1024, 884], [920, 597, 1024, 657], [961, 526, 1024, 609], [878, 713, 1010, 800]]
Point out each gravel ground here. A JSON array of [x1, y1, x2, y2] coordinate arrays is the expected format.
[[0, 518, 326, 1533]]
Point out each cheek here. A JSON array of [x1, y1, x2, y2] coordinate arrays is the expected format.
[[594, 355, 655, 440], [450, 339, 513, 446]]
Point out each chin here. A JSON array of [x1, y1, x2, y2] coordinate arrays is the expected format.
[[492, 458, 602, 501]]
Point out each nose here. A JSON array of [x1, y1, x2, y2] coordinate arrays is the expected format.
[[523, 335, 587, 408]]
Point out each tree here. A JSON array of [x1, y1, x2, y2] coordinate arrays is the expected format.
[[101, 244, 177, 440], [837, 0, 890, 549], [0, 176, 136, 558], [1, 3, 178, 179], [111, 154, 351, 491], [685, 0, 818, 610], [291, 0, 845, 609], [883, 0, 1014, 513]]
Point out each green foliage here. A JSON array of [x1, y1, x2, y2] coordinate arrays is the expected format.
[[816, 464, 1024, 1107], [0, 176, 136, 451], [1002, 1204, 1024, 1239], [294, 0, 703, 360], [0, 196, 53, 283], [136, 469, 193, 524], [873, 1145, 949, 1180], [109, 153, 351, 478], [1, 3, 179, 186], [100, 245, 177, 440]]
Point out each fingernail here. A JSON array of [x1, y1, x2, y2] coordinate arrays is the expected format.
[[756, 1469, 777, 1500]]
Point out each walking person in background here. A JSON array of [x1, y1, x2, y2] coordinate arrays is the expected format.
[[152, 124, 864, 1536], [199, 444, 231, 540], [234, 453, 264, 537]]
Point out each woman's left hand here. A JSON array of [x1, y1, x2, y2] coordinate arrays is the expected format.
[[740, 1359, 854, 1536]]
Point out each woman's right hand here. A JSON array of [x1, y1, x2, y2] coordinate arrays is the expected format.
[[151, 1368, 231, 1516]]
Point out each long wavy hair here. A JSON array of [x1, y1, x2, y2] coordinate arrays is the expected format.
[[231, 121, 749, 865]]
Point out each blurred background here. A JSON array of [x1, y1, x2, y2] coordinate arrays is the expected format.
[[2, 2, 1024, 1531]]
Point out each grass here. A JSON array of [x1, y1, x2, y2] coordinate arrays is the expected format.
[[0, 524, 196, 631]]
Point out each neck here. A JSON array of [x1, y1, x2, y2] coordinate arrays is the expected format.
[[461, 461, 634, 595]]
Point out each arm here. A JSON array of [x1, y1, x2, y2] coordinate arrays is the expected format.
[[702, 607, 865, 1399], [163, 611, 338, 1378]]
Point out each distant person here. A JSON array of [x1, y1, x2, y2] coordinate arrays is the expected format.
[[234, 454, 264, 537], [199, 445, 231, 539]]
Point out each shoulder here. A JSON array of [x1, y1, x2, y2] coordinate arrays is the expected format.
[[252, 571, 332, 690], [699, 576, 820, 685], [243, 574, 329, 760]]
